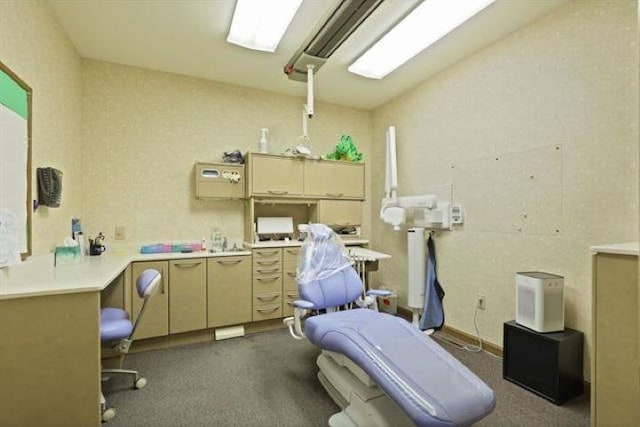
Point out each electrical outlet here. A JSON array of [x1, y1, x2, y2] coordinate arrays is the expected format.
[[115, 226, 126, 240], [476, 294, 486, 310]]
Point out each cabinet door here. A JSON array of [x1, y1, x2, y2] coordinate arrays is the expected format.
[[131, 261, 169, 340], [304, 160, 364, 199], [250, 155, 304, 196], [317, 200, 362, 227], [593, 254, 639, 426], [208, 255, 252, 328], [169, 259, 207, 334]]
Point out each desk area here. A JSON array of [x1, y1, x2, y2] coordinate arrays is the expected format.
[[0, 239, 387, 426]]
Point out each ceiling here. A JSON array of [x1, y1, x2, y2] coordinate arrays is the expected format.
[[47, 0, 570, 110]]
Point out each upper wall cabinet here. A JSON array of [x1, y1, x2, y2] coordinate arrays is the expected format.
[[195, 162, 245, 199], [247, 153, 304, 197], [246, 153, 364, 200], [303, 159, 364, 200]]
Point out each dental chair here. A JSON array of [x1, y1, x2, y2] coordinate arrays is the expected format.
[[284, 224, 495, 427], [100, 269, 162, 422]]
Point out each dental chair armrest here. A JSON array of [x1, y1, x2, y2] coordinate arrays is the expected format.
[[367, 289, 392, 297], [293, 300, 315, 310]]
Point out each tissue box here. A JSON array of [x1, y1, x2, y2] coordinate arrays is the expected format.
[[54, 246, 80, 266]]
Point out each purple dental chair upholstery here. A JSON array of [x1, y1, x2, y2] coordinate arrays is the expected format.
[[99, 269, 162, 422], [287, 224, 496, 426]]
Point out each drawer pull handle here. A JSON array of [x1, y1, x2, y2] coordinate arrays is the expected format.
[[256, 277, 279, 282], [326, 192, 344, 197], [217, 259, 242, 265], [267, 190, 289, 195], [256, 295, 279, 302], [256, 250, 279, 256], [285, 249, 298, 255], [257, 268, 279, 274], [174, 262, 202, 268], [286, 293, 298, 298], [256, 260, 278, 266], [256, 307, 279, 314], [286, 272, 296, 277]]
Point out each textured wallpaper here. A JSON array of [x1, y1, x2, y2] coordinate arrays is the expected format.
[[81, 60, 372, 248], [371, 0, 639, 376], [0, 0, 83, 256]]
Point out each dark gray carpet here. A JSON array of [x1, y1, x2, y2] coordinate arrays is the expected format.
[[103, 329, 589, 426]]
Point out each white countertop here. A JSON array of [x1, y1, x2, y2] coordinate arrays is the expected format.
[[0, 249, 251, 300], [590, 242, 639, 256], [244, 238, 369, 248]]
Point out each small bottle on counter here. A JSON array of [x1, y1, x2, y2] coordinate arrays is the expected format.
[[201, 236, 207, 252]]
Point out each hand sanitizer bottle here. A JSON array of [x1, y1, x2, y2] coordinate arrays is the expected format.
[[259, 128, 269, 153]]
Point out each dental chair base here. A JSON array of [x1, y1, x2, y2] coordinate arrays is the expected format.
[[304, 309, 496, 427], [317, 351, 414, 427]]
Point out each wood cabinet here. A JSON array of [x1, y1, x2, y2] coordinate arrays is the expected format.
[[315, 199, 362, 227], [304, 159, 364, 200], [169, 258, 207, 334], [207, 255, 252, 327], [246, 152, 364, 200], [591, 250, 639, 426], [195, 162, 245, 199], [247, 154, 304, 197], [252, 248, 283, 320], [282, 247, 300, 317], [131, 261, 169, 340]]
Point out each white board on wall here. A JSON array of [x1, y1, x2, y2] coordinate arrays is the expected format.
[[452, 145, 563, 235]]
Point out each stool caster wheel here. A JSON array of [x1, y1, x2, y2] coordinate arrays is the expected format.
[[102, 407, 116, 422], [134, 377, 147, 389]]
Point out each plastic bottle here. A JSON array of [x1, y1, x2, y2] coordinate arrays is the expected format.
[[201, 236, 207, 252], [259, 128, 269, 153]]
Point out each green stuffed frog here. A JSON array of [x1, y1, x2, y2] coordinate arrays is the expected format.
[[325, 135, 364, 162]]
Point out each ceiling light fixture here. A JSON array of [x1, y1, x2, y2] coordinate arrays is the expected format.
[[348, 0, 496, 79], [227, 0, 303, 52]]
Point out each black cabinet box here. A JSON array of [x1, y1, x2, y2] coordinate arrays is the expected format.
[[503, 320, 583, 404]]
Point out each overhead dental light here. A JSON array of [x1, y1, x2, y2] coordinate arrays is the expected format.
[[349, 0, 497, 79], [227, 0, 303, 52]]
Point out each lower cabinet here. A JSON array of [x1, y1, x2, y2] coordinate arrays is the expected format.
[[282, 247, 300, 317], [208, 255, 252, 327], [169, 258, 207, 334], [131, 261, 169, 340], [253, 248, 283, 320]]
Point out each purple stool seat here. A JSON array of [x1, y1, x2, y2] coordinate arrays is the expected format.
[[100, 318, 133, 342], [101, 307, 129, 322]]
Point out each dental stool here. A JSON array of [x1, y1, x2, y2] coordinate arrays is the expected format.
[[100, 269, 161, 422]]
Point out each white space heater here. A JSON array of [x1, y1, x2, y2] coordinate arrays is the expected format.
[[515, 272, 564, 333]]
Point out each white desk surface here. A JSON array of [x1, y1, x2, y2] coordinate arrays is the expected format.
[[0, 250, 251, 300], [590, 241, 639, 256], [346, 247, 391, 261]]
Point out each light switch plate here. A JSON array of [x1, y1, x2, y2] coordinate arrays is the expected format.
[[115, 226, 126, 240]]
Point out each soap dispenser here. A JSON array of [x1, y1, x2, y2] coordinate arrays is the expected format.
[[259, 128, 269, 153]]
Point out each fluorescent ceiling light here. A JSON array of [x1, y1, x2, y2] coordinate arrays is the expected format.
[[349, 0, 496, 79], [227, 0, 303, 52]]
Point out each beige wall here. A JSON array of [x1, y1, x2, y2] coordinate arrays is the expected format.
[[81, 60, 372, 247], [371, 0, 639, 375], [0, 0, 83, 255]]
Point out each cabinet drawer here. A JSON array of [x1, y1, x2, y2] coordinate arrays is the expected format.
[[253, 248, 282, 258], [283, 291, 300, 317], [169, 259, 207, 334], [253, 292, 282, 306], [207, 256, 252, 328], [253, 275, 281, 294], [283, 270, 298, 291], [317, 200, 362, 227], [253, 303, 283, 321], [253, 258, 281, 269], [283, 247, 300, 264]]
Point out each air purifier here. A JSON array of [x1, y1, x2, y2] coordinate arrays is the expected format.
[[516, 272, 564, 333]]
